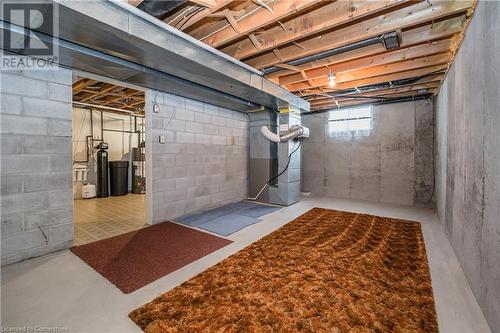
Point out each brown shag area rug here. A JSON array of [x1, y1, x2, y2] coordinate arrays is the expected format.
[[129, 208, 438, 332]]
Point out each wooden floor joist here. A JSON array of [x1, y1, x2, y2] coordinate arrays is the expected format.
[[130, 0, 476, 113], [72, 78, 145, 113]]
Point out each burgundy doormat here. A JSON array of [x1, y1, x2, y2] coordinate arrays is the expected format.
[[71, 222, 232, 294], [130, 208, 438, 332]]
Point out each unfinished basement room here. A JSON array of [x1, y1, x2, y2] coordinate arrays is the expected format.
[[0, 0, 498, 332]]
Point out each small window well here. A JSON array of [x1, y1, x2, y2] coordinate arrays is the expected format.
[[328, 105, 373, 136]]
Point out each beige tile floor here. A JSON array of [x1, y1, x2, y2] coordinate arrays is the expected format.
[[73, 194, 146, 245]]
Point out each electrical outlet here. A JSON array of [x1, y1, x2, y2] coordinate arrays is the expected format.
[[159, 135, 165, 144], [153, 104, 160, 113]]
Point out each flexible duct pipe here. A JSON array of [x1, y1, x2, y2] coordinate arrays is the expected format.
[[260, 126, 281, 143], [260, 125, 305, 143]]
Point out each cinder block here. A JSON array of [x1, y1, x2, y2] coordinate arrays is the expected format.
[[48, 119, 71, 137], [163, 189, 186, 203], [203, 104, 219, 116], [211, 135, 226, 145], [1, 94, 22, 115], [219, 127, 233, 136], [225, 118, 238, 128], [0, 134, 23, 154], [195, 195, 211, 209], [23, 97, 71, 120], [175, 132, 195, 143], [48, 82, 72, 102], [1, 190, 49, 215], [185, 122, 203, 133], [48, 189, 73, 209], [1, 155, 49, 175], [175, 177, 195, 189], [175, 109, 194, 121], [24, 136, 72, 155], [1, 229, 46, 255], [166, 119, 186, 131], [24, 211, 50, 230], [175, 154, 195, 166], [49, 155, 72, 172], [0, 74, 47, 98], [152, 129, 174, 143], [1, 115, 47, 135], [1, 176, 22, 195], [22, 69, 72, 85], [211, 192, 226, 204], [153, 178, 175, 192], [48, 223, 73, 244], [195, 133, 211, 144], [211, 116, 225, 126], [195, 112, 211, 124], [186, 99, 203, 113], [219, 108, 232, 118], [204, 124, 219, 135], [23, 172, 72, 193], [1, 213, 24, 235]]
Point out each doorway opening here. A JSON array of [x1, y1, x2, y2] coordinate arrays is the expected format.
[[71, 75, 147, 245]]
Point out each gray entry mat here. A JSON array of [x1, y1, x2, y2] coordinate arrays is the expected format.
[[175, 201, 281, 236]]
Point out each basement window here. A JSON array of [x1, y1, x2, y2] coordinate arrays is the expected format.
[[328, 105, 373, 137]]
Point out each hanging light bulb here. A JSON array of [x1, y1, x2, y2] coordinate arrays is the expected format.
[[328, 70, 336, 87]]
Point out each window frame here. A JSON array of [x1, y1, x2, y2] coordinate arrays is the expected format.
[[327, 105, 373, 135]]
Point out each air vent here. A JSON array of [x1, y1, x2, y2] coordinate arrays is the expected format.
[[382, 32, 400, 50]]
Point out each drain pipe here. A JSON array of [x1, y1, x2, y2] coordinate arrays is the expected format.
[[262, 36, 384, 75]]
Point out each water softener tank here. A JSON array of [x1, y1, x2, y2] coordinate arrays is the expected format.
[[96, 142, 109, 197]]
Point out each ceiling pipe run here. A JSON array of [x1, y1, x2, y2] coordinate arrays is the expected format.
[[261, 32, 402, 75], [262, 36, 384, 75], [307, 93, 433, 114], [73, 101, 144, 116]]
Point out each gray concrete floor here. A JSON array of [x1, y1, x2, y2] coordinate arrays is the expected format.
[[1, 196, 492, 332]]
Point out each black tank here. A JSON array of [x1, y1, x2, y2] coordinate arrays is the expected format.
[[96, 143, 109, 198]]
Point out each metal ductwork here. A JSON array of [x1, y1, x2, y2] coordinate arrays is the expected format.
[[137, 0, 187, 19], [0, 0, 309, 113]]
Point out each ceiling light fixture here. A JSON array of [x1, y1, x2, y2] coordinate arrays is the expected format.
[[328, 71, 336, 87]]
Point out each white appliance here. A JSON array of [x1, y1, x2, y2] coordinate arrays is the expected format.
[[82, 184, 96, 199]]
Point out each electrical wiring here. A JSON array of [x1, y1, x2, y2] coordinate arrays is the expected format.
[[248, 140, 302, 201]]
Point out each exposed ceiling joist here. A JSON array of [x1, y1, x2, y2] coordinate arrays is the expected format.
[[190, 0, 217, 8], [279, 38, 452, 86], [288, 53, 451, 91], [298, 64, 448, 96], [309, 82, 441, 107], [201, 0, 320, 48], [223, 0, 414, 60], [73, 79, 145, 112], [245, 0, 473, 70], [133, 0, 476, 112]]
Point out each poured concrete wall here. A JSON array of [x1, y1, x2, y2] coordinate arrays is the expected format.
[[147, 91, 248, 224], [434, 1, 500, 330], [302, 100, 434, 207], [1, 69, 74, 265]]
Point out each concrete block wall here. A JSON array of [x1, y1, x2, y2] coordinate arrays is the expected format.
[[148, 91, 248, 223], [435, 1, 499, 330], [1, 69, 74, 265], [302, 100, 434, 207]]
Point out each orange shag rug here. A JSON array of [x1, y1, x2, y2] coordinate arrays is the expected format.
[[129, 208, 438, 332]]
